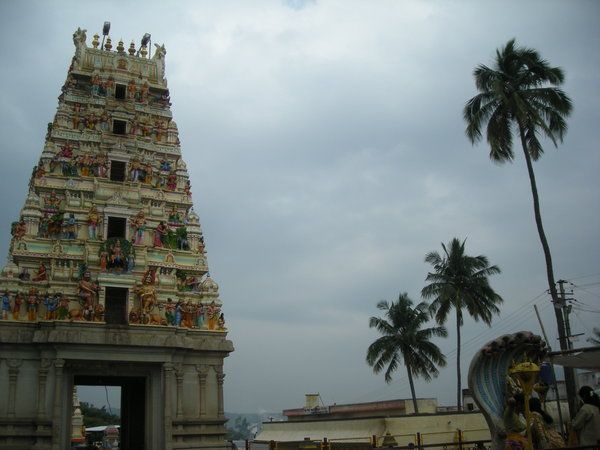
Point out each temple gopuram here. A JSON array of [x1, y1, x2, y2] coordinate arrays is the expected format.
[[0, 25, 233, 450]]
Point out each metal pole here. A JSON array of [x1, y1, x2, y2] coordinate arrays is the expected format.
[[534, 304, 566, 436], [557, 280, 578, 418]]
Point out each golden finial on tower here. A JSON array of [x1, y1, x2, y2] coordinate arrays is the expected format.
[[92, 34, 100, 49], [140, 44, 148, 58], [128, 41, 136, 56], [104, 37, 112, 51], [117, 39, 125, 54]]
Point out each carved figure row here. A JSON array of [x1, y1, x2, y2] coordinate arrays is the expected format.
[[129, 298, 225, 330]]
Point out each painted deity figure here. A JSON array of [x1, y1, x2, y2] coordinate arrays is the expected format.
[[78, 272, 99, 317], [44, 190, 61, 212], [32, 262, 48, 282], [131, 211, 146, 245], [95, 154, 108, 178], [99, 111, 110, 132], [206, 302, 220, 330], [38, 214, 49, 238], [164, 298, 175, 326], [127, 79, 137, 100], [154, 120, 166, 141], [11, 219, 27, 240], [105, 76, 115, 97], [174, 301, 183, 327], [12, 292, 23, 320], [166, 171, 177, 191], [86, 112, 98, 130], [196, 304, 205, 329], [56, 295, 69, 320], [136, 269, 157, 313], [90, 74, 101, 96], [63, 213, 77, 239], [153, 221, 168, 248], [109, 240, 125, 270], [129, 159, 142, 182], [1, 291, 10, 320], [26, 288, 39, 321], [99, 249, 108, 272], [87, 206, 99, 239], [43, 293, 59, 320], [140, 82, 149, 103]]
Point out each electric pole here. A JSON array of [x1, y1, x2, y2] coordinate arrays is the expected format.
[[557, 279, 577, 418]]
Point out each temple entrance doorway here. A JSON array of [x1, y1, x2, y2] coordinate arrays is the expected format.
[[75, 375, 146, 450]]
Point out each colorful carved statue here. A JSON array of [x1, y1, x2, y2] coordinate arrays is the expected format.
[[26, 288, 39, 321], [44, 190, 61, 212], [63, 213, 77, 239], [87, 206, 99, 239], [196, 304, 205, 329], [43, 293, 59, 320], [56, 295, 69, 320], [127, 79, 137, 100], [467, 332, 549, 450], [99, 249, 108, 272], [164, 298, 175, 326], [166, 171, 177, 190], [140, 82, 149, 103], [108, 239, 125, 270], [131, 211, 146, 245], [32, 262, 48, 282], [12, 292, 23, 320], [154, 120, 166, 141], [153, 221, 168, 247], [1, 291, 10, 320], [11, 219, 27, 240], [78, 272, 99, 317], [90, 74, 101, 96]]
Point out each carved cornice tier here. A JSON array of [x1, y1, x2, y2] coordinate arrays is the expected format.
[[0, 322, 233, 352]]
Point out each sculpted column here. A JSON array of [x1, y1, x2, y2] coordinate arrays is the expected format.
[[196, 364, 208, 418], [163, 362, 174, 450], [6, 359, 23, 417], [37, 358, 52, 419], [51, 358, 65, 450], [215, 367, 225, 418], [174, 364, 184, 419]]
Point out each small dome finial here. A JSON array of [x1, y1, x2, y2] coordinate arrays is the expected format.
[[92, 34, 100, 49]]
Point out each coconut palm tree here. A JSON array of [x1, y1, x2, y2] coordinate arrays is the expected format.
[[366, 293, 447, 413], [463, 39, 572, 354], [421, 238, 502, 410]]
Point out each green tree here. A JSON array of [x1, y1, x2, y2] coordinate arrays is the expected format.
[[366, 293, 447, 413], [463, 39, 572, 355], [80, 402, 120, 428], [421, 238, 502, 410]]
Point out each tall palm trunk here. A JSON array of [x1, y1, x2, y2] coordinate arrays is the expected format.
[[455, 307, 462, 411], [517, 126, 566, 347], [407, 367, 419, 413], [517, 125, 576, 414]]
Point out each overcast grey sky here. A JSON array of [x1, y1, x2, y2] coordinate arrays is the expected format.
[[1, 1, 599, 415]]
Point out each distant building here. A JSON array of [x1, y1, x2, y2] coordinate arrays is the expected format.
[[256, 394, 489, 446]]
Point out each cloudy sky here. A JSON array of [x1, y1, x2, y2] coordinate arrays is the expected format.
[[0, 1, 599, 415]]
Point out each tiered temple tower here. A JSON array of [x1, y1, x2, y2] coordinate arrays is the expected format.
[[0, 26, 233, 450]]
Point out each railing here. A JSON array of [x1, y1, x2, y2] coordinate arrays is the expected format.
[[246, 438, 600, 450]]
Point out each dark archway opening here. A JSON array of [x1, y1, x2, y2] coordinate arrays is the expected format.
[[105, 287, 128, 325], [75, 375, 146, 450]]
